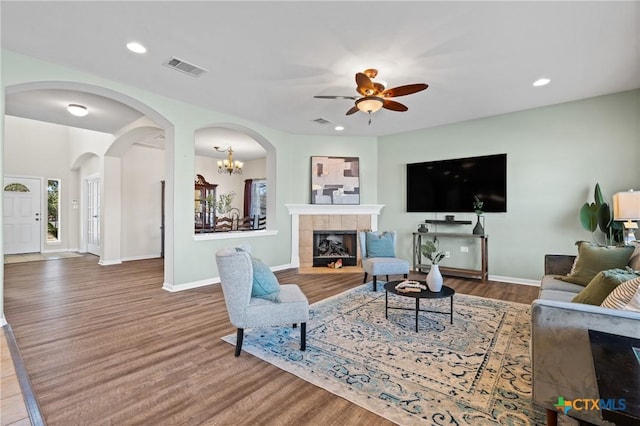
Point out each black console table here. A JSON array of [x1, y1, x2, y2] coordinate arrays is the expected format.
[[412, 232, 488, 282]]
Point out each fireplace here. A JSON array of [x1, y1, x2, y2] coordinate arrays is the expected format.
[[313, 230, 357, 267]]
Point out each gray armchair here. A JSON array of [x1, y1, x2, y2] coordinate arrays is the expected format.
[[215, 245, 309, 357], [358, 231, 410, 291]]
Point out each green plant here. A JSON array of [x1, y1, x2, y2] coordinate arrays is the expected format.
[[421, 240, 446, 265], [473, 195, 484, 216], [579, 183, 622, 244], [214, 191, 237, 215]]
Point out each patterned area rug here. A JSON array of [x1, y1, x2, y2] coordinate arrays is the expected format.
[[222, 284, 545, 425]]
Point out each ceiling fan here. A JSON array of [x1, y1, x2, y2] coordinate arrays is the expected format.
[[314, 69, 428, 123]]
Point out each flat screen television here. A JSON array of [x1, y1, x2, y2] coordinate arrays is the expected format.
[[406, 154, 507, 213]]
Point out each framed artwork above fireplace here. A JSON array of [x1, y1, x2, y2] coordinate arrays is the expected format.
[[310, 156, 360, 205]]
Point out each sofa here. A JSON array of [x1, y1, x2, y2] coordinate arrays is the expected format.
[[531, 246, 640, 426]]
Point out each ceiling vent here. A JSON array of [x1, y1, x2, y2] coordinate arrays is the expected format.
[[163, 57, 207, 77], [313, 118, 332, 125]]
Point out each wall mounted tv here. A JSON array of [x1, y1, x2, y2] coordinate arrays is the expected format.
[[406, 154, 507, 213]]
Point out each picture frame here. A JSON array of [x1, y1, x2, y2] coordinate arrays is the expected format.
[[310, 156, 360, 205]]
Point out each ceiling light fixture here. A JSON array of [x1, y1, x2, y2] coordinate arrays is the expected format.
[[334, 125, 344, 131], [533, 78, 551, 87], [214, 146, 243, 175], [126, 42, 147, 54], [355, 96, 384, 114], [67, 104, 88, 117]]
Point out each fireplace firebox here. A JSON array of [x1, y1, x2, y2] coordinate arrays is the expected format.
[[312, 230, 357, 267]]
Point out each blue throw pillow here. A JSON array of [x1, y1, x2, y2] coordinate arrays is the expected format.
[[251, 257, 281, 302], [366, 232, 395, 257]]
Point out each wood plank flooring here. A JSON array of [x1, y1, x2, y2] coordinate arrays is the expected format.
[[3, 255, 540, 425]]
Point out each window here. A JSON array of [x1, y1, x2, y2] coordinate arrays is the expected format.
[[48, 179, 60, 242], [250, 179, 267, 217]]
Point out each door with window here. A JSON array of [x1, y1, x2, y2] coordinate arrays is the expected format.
[[85, 177, 101, 256], [3, 177, 42, 254]]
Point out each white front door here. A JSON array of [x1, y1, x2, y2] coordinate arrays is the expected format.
[[86, 177, 101, 256], [3, 177, 42, 254]]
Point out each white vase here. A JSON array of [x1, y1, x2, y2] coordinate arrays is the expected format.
[[426, 264, 443, 292]]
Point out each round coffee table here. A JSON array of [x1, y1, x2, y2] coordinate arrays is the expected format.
[[384, 281, 455, 332]]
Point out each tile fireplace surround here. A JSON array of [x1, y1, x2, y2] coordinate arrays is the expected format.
[[286, 204, 384, 268]]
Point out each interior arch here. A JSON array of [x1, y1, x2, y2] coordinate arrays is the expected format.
[[193, 122, 276, 233]]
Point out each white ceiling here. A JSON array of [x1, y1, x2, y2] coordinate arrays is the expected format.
[[1, 1, 639, 151]]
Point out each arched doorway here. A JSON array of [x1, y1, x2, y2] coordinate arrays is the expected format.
[[4, 81, 175, 287]]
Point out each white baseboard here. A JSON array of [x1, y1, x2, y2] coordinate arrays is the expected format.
[[163, 263, 292, 292], [163, 278, 219, 292], [121, 254, 162, 262], [271, 263, 292, 272], [489, 275, 540, 287], [0, 315, 7, 327], [98, 259, 123, 266]]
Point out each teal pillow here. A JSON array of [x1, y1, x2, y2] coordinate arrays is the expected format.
[[366, 232, 395, 257], [251, 257, 281, 302]]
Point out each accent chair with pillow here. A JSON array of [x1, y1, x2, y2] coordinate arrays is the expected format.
[[531, 241, 640, 425], [358, 231, 410, 291], [215, 245, 309, 357]]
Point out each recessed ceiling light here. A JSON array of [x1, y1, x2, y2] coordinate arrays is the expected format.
[[335, 125, 344, 131], [533, 78, 551, 87], [67, 104, 88, 117], [126, 42, 147, 54]]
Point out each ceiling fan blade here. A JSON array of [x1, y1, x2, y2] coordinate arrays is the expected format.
[[381, 83, 428, 98], [383, 99, 408, 112], [355, 72, 375, 96], [346, 105, 359, 115], [314, 95, 358, 100]]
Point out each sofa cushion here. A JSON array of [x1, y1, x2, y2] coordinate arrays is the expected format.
[[625, 283, 640, 312], [538, 289, 578, 303], [628, 242, 640, 271], [540, 275, 585, 294], [572, 268, 640, 305], [601, 276, 640, 310], [560, 241, 635, 286]]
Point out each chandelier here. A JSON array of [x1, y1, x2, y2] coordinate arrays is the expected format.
[[215, 146, 243, 175]]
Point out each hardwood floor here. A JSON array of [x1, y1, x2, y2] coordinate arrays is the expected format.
[[4, 255, 540, 425]]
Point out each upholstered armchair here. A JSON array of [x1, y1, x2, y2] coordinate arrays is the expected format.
[[215, 245, 309, 357], [358, 231, 410, 291]]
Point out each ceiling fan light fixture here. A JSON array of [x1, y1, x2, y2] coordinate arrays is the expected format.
[[356, 96, 384, 113], [67, 104, 88, 117]]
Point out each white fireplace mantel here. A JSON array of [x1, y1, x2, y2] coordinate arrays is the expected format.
[[285, 204, 385, 268]]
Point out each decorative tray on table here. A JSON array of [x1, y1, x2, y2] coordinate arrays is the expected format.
[[394, 280, 427, 293]]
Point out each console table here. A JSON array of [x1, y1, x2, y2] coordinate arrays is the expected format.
[[412, 232, 488, 282]]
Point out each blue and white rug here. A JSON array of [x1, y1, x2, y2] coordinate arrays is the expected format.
[[222, 284, 545, 425]]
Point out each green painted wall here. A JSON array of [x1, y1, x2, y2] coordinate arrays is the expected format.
[[378, 89, 640, 281]]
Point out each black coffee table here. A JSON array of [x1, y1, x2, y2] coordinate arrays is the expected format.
[[384, 281, 455, 332], [589, 329, 640, 425]]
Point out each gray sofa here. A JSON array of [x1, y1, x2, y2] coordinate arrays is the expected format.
[[531, 254, 640, 425]]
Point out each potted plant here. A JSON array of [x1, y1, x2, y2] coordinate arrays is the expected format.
[[473, 195, 485, 235], [421, 240, 446, 292], [579, 183, 622, 245]]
